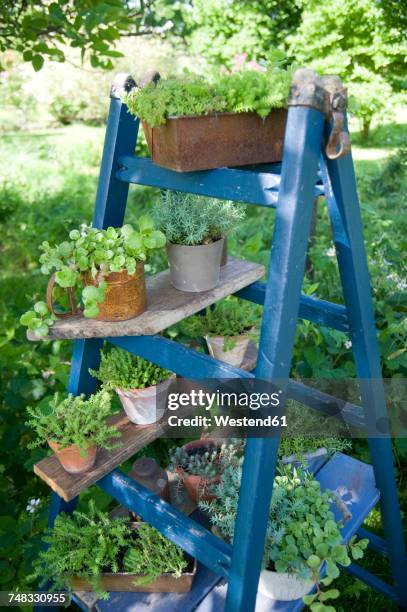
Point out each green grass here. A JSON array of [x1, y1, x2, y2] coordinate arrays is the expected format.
[[0, 119, 406, 609]]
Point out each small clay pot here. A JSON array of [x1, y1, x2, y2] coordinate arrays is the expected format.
[[178, 439, 222, 504], [205, 333, 251, 367], [48, 441, 97, 474], [83, 263, 146, 322], [166, 239, 224, 292]]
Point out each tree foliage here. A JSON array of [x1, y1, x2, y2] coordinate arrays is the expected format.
[[0, 0, 169, 71]]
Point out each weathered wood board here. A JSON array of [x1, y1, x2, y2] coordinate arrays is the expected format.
[[28, 257, 265, 341]]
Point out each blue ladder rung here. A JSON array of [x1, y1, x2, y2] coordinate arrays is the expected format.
[[116, 156, 324, 207]]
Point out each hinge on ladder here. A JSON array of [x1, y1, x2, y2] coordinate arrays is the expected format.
[[288, 69, 351, 159]]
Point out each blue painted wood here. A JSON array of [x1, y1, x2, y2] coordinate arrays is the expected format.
[[344, 563, 398, 602], [108, 334, 365, 428], [321, 144, 407, 605], [98, 470, 232, 577], [236, 281, 349, 332], [67, 338, 103, 396], [356, 527, 388, 556], [116, 156, 325, 207], [225, 106, 326, 612], [93, 100, 139, 229]]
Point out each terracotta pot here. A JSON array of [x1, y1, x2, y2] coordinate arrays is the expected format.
[[116, 375, 175, 425], [48, 441, 97, 474], [141, 109, 287, 172], [178, 439, 222, 504], [83, 263, 146, 322], [258, 569, 313, 601], [205, 333, 252, 367]]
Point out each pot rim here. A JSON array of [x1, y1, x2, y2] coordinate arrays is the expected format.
[[167, 237, 224, 249], [144, 109, 287, 123], [116, 373, 176, 394], [48, 440, 97, 453]]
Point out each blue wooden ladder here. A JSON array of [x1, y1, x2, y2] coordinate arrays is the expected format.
[[33, 69, 407, 612]]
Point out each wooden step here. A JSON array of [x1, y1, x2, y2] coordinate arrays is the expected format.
[[34, 413, 174, 502], [27, 257, 265, 341]]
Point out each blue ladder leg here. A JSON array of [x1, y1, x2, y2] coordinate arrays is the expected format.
[[321, 149, 407, 606], [225, 103, 326, 612]]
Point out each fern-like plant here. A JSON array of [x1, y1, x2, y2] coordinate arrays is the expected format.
[[26, 390, 121, 453], [29, 501, 130, 598], [181, 297, 261, 350], [89, 347, 172, 390], [153, 191, 245, 246], [125, 65, 293, 127], [123, 523, 187, 585]]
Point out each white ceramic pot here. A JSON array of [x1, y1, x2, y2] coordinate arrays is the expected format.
[[116, 376, 175, 425], [205, 334, 251, 367], [258, 569, 313, 601]]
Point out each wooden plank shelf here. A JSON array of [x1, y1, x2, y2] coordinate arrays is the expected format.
[[73, 453, 380, 612], [34, 413, 173, 502], [27, 257, 265, 341]]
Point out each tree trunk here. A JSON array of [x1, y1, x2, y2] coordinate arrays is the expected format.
[[361, 118, 371, 141]]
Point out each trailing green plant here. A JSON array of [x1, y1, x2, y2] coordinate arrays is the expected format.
[[180, 297, 261, 350], [29, 501, 130, 598], [201, 460, 368, 610], [153, 191, 245, 246], [89, 347, 172, 391], [123, 523, 187, 585], [26, 390, 121, 453], [20, 217, 166, 337], [125, 64, 292, 127], [30, 503, 189, 598]]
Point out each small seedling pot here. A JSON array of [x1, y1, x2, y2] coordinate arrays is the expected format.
[[177, 439, 222, 504], [48, 441, 97, 474], [205, 333, 252, 367], [142, 109, 287, 172], [166, 239, 224, 292], [258, 569, 313, 601], [116, 375, 175, 425], [83, 263, 146, 322]]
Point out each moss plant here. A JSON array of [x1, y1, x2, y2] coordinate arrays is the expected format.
[[89, 347, 172, 391], [153, 191, 245, 246], [26, 390, 121, 453], [125, 66, 293, 127]]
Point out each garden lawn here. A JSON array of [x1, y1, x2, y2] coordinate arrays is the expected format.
[[0, 120, 405, 609]]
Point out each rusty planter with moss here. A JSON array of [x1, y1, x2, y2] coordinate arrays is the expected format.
[[142, 109, 287, 172]]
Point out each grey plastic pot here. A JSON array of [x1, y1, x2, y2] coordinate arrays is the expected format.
[[116, 375, 175, 425], [166, 238, 224, 292], [258, 569, 313, 601]]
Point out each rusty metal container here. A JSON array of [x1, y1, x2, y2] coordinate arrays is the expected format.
[[70, 561, 197, 592], [83, 263, 146, 322], [142, 109, 287, 172]]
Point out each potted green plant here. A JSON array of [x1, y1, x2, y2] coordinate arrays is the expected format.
[[200, 460, 368, 606], [90, 347, 174, 425], [181, 297, 261, 367], [153, 191, 243, 292], [30, 502, 196, 598], [169, 439, 243, 504], [26, 390, 122, 474], [20, 216, 166, 337], [125, 57, 292, 172]]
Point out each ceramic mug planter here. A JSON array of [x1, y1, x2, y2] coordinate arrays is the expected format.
[[48, 441, 97, 474], [258, 569, 313, 601], [116, 375, 175, 425], [205, 333, 252, 367], [166, 238, 224, 292]]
